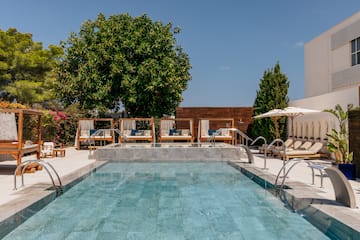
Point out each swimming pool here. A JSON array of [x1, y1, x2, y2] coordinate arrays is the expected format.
[[3, 162, 329, 239]]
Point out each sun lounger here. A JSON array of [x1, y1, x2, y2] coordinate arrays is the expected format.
[[119, 118, 155, 143], [0, 109, 42, 173], [76, 118, 115, 149], [259, 138, 294, 154], [198, 118, 234, 143], [278, 142, 329, 160], [159, 118, 194, 143]]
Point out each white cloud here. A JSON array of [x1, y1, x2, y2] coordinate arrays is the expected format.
[[219, 66, 231, 71], [295, 41, 304, 48]]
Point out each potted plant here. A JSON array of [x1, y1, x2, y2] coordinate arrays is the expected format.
[[324, 104, 356, 180]]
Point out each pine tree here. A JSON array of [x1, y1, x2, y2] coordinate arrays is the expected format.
[[0, 28, 63, 105], [250, 62, 289, 143]]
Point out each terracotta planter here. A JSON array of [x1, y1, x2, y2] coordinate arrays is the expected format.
[[338, 163, 356, 180]]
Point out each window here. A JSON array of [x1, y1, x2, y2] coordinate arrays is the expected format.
[[351, 37, 360, 66]]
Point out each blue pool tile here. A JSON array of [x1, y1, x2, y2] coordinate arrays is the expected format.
[[96, 231, 127, 240], [156, 231, 185, 240], [3, 162, 331, 240], [2, 230, 40, 240], [65, 231, 98, 240]]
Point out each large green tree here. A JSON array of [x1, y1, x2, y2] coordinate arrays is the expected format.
[[0, 28, 63, 105], [251, 62, 289, 142], [56, 13, 191, 117]]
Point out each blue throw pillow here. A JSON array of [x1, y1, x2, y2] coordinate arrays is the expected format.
[[131, 129, 137, 136], [90, 129, 97, 136], [208, 129, 217, 136], [169, 129, 177, 136]]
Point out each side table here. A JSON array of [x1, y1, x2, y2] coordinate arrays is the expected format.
[[53, 148, 66, 157]]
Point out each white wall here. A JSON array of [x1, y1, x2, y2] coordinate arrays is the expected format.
[[332, 44, 349, 73], [292, 12, 360, 143], [289, 86, 359, 140], [304, 11, 360, 98], [291, 86, 359, 111], [304, 37, 331, 97]]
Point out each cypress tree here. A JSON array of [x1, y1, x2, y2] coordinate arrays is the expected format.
[[250, 62, 289, 143]]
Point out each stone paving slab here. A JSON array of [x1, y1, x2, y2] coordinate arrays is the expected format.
[[0, 147, 96, 212], [232, 152, 360, 237]]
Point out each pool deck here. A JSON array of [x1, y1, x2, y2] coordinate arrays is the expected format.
[[0, 146, 359, 236]]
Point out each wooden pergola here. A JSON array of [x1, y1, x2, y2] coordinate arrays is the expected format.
[[0, 109, 42, 171], [76, 118, 115, 150]]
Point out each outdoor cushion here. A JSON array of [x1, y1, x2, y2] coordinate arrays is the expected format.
[[90, 129, 98, 136], [208, 129, 217, 136], [220, 129, 229, 136], [123, 130, 131, 136], [131, 129, 137, 136], [169, 129, 177, 136], [181, 129, 190, 136], [161, 130, 169, 136], [80, 130, 89, 137], [135, 130, 144, 136]]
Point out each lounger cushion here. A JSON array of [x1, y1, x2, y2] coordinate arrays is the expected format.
[[104, 129, 112, 137], [161, 130, 169, 136], [80, 130, 89, 137], [123, 130, 131, 136], [135, 130, 144, 136], [181, 129, 190, 136], [221, 129, 229, 136]]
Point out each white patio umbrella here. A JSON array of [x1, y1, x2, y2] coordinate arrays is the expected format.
[[253, 109, 284, 139], [279, 107, 321, 146], [254, 107, 321, 145]]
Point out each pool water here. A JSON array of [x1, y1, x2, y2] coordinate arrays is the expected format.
[[4, 162, 329, 240]]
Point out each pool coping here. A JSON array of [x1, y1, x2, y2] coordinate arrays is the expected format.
[[230, 161, 360, 239], [0, 161, 106, 238]]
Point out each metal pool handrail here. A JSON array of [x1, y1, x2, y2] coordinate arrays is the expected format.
[[268, 138, 286, 176], [217, 128, 253, 146], [14, 159, 62, 191], [251, 136, 267, 169], [273, 158, 357, 208], [237, 144, 254, 163]]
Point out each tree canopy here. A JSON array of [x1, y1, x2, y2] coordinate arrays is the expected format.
[[251, 62, 289, 142], [0, 28, 63, 105], [56, 13, 191, 117]]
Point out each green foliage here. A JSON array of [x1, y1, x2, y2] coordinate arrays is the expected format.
[[62, 103, 88, 145], [56, 13, 191, 117], [41, 104, 85, 146], [324, 104, 353, 163], [0, 28, 63, 105], [250, 62, 289, 143]]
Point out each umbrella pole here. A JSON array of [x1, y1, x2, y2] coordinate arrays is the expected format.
[[291, 116, 295, 148]]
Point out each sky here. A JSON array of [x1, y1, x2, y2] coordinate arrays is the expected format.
[[1, 0, 360, 107]]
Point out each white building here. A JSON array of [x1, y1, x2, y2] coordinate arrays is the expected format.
[[290, 11, 360, 140]]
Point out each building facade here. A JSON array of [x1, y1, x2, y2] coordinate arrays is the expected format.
[[290, 11, 360, 142], [293, 11, 360, 110]]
